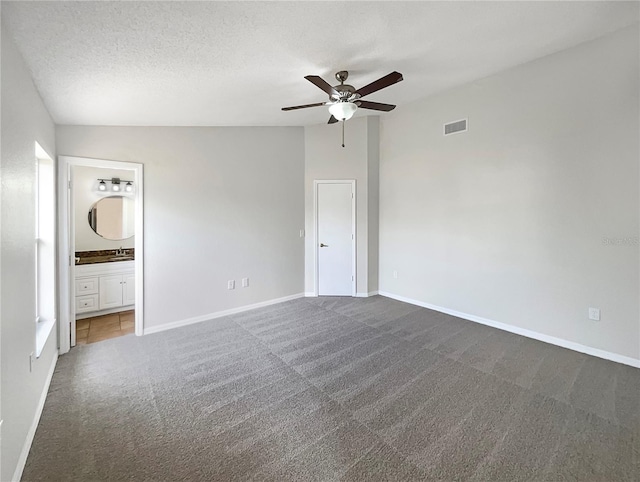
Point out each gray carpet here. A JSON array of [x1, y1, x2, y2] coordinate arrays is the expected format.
[[23, 296, 639, 481]]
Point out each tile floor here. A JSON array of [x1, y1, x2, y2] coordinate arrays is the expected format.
[[75, 310, 135, 344]]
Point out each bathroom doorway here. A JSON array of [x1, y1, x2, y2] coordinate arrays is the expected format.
[[58, 156, 144, 353]]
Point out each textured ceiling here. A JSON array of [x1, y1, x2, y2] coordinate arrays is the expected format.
[[2, 1, 638, 126]]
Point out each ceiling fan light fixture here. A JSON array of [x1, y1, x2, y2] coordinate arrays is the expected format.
[[328, 102, 357, 121]]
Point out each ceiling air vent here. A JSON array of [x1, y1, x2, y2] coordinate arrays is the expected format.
[[444, 118, 468, 136]]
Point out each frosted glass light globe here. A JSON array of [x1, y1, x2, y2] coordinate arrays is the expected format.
[[328, 102, 357, 121]]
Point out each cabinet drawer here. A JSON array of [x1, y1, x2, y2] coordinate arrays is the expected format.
[[76, 277, 99, 295], [76, 294, 99, 313]]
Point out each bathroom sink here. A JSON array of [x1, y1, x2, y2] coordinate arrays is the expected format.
[[108, 256, 134, 262]]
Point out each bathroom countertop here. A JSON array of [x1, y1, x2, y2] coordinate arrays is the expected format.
[[75, 249, 135, 265], [76, 256, 134, 265]]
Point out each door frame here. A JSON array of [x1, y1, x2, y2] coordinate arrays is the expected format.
[[313, 180, 356, 297], [58, 156, 144, 354]]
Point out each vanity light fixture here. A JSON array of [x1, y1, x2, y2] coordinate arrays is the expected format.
[[96, 178, 134, 193]]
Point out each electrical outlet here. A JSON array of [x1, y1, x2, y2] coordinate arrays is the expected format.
[[588, 307, 600, 321], [242, 277, 249, 288], [393, 270, 398, 279], [299, 229, 305, 238], [227, 280, 235, 290]]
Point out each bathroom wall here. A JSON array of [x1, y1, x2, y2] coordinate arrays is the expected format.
[[73, 166, 135, 251]]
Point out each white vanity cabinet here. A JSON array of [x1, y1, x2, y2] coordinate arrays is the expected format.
[[75, 261, 134, 317], [99, 273, 135, 310]]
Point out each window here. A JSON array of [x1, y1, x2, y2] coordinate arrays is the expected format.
[[35, 142, 56, 357]]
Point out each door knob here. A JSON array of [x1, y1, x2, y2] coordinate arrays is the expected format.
[[320, 243, 329, 247]]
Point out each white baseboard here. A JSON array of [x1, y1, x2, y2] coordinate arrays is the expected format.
[[143, 293, 305, 335], [12, 351, 58, 482], [378, 291, 640, 369], [355, 291, 379, 298], [306, 291, 378, 298]]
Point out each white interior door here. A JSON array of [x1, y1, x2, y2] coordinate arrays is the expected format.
[[317, 182, 354, 296]]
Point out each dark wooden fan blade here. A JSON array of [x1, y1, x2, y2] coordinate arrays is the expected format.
[[281, 102, 326, 111], [305, 75, 338, 96], [355, 71, 403, 98], [328, 115, 339, 124], [356, 100, 396, 112]]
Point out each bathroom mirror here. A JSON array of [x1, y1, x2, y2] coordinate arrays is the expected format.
[[88, 196, 135, 240]]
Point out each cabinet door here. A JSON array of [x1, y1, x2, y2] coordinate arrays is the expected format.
[[123, 273, 135, 306], [99, 275, 124, 310]]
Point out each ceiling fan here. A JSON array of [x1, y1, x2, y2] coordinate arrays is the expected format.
[[282, 70, 403, 146]]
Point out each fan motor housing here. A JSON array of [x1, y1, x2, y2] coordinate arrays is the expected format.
[[331, 71, 359, 102], [331, 84, 358, 102]]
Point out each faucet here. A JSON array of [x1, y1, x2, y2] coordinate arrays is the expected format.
[[116, 246, 126, 256]]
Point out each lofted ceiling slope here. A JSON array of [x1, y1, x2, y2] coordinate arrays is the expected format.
[[2, 1, 638, 126]]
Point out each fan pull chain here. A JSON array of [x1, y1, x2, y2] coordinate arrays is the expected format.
[[342, 120, 345, 148]]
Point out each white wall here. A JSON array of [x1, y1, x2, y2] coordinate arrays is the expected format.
[[379, 25, 640, 361], [73, 166, 135, 251], [56, 126, 305, 330], [304, 116, 379, 295], [1, 25, 59, 482], [367, 117, 380, 293]]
